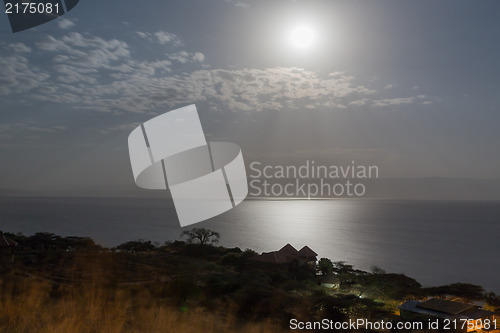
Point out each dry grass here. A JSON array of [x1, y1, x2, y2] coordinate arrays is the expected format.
[[0, 274, 283, 333]]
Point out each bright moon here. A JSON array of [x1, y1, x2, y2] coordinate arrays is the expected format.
[[290, 25, 315, 49]]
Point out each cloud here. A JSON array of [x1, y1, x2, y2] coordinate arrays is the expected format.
[[225, 0, 250, 8], [100, 122, 141, 134], [163, 67, 377, 112], [7, 43, 31, 53], [0, 119, 74, 148], [36, 33, 130, 69], [349, 99, 369, 106], [167, 51, 205, 64], [155, 31, 181, 45], [0, 30, 427, 114], [192, 52, 205, 62], [0, 56, 50, 96], [372, 97, 415, 107], [136, 31, 183, 47], [58, 18, 75, 29], [234, 1, 250, 8], [0, 121, 67, 138], [372, 95, 431, 107]]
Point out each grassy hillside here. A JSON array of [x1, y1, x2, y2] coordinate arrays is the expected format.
[[0, 232, 498, 332]]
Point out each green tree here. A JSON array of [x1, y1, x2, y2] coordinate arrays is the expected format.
[[318, 258, 333, 275], [371, 265, 386, 274], [424, 283, 485, 301], [357, 273, 422, 300], [116, 239, 156, 252], [485, 292, 500, 306], [332, 261, 356, 286], [180, 228, 220, 245], [26, 232, 62, 251], [61, 236, 99, 251]]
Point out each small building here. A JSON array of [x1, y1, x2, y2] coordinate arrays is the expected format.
[[297, 245, 318, 268], [249, 244, 318, 272], [399, 298, 495, 332]]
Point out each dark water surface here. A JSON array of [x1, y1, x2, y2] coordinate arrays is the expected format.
[[1, 197, 499, 292]]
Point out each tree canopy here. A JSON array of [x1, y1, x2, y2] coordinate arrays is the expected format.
[[116, 239, 156, 252], [318, 258, 333, 275], [180, 228, 220, 245]]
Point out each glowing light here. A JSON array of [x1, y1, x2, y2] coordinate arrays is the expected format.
[[290, 25, 315, 49]]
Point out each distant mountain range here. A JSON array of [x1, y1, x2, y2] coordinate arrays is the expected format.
[[1, 178, 500, 201]]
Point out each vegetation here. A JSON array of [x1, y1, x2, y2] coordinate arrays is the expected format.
[[423, 283, 486, 301], [180, 228, 220, 245], [116, 239, 156, 253], [317, 257, 333, 275], [0, 229, 498, 332]]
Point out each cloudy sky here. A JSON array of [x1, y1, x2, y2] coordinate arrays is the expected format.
[[1, 0, 499, 194]]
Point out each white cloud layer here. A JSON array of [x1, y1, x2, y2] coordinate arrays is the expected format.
[[58, 18, 75, 29], [0, 31, 430, 114]]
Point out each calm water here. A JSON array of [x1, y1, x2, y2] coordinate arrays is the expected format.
[[0, 197, 499, 292]]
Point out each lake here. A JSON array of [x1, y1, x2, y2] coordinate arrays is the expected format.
[[0, 197, 499, 292]]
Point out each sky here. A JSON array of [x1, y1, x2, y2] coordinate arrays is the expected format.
[[0, 0, 500, 195]]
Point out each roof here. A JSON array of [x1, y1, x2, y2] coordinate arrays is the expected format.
[[298, 246, 318, 258], [0, 231, 17, 247], [399, 300, 451, 319], [461, 308, 495, 320], [250, 244, 317, 265], [250, 251, 290, 264], [399, 298, 494, 320], [279, 244, 299, 256], [417, 298, 475, 315]]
